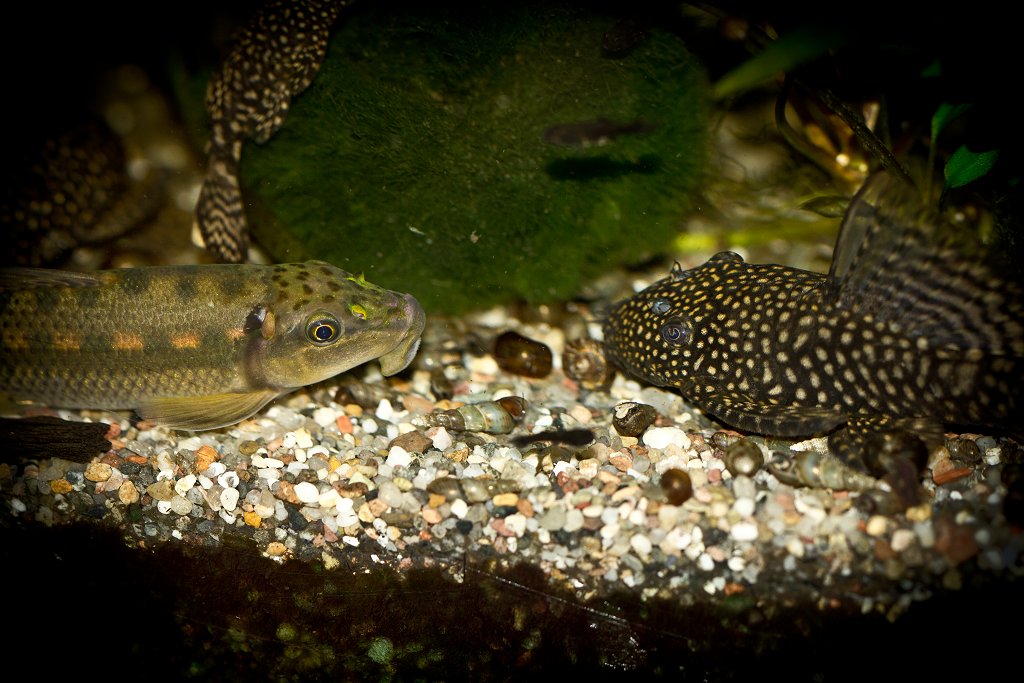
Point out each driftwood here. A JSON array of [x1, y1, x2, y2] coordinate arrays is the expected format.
[[0, 416, 111, 464]]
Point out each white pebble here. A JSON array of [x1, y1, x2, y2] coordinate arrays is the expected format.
[[337, 511, 359, 527], [294, 481, 320, 504], [218, 471, 240, 488], [318, 488, 342, 510], [890, 528, 916, 552], [503, 514, 527, 536], [375, 399, 397, 422], [468, 355, 500, 375], [578, 458, 599, 479], [564, 508, 584, 532], [220, 487, 240, 511], [293, 428, 314, 449], [385, 446, 412, 468], [257, 468, 282, 483], [643, 427, 691, 450], [174, 475, 197, 497], [307, 445, 329, 459], [727, 556, 746, 572], [177, 436, 202, 451], [865, 515, 889, 537], [431, 427, 453, 451], [730, 522, 759, 542], [450, 499, 468, 518], [361, 418, 379, 434], [203, 462, 227, 478], [630, 534, 653, 557], [156, 500, 173, 514], [732, 496, 756, 518], [312, 407, 339, 427], [697, 552, 715, 571]]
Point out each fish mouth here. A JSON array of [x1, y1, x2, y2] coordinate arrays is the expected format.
[[378, 293, 427, 376]]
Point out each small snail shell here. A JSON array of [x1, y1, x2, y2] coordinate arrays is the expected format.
[[414, 396, 527, 434]]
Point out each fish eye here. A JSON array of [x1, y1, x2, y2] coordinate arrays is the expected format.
[[660, 317, 691, 345], [650, 300, 671, 315], [306, 313, 342, 345]]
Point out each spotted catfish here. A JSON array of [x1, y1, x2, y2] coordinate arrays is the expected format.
[[0, 261, 424, 430], [603, 173, 1023, 470], [195, 0, 347, 263]]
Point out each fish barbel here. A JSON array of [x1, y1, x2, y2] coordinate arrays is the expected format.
[[602, 173, 1023, 466], [0, 260, 424, 430]]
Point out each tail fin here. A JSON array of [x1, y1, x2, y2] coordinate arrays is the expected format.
[[194, 154, 248, 263], [828, 171, 1024, 355]]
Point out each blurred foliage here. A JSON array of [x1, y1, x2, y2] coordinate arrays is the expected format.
[[694, 1, 1019, 255]]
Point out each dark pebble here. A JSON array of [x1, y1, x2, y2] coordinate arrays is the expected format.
[[612, 402, 658, 437], [238, 440, 260, 456], [946, 437, 982, 464], [660, 468, 692, 505], [381, 512, 417, 528], [491, 505, 518, 518], [119, 461, 144, 476], [493, 331, 553, 378], [724, 439, 764, 477], [385, 432, 430, 454], [455, 520, 474, 535], [286, 506, 308, 530]]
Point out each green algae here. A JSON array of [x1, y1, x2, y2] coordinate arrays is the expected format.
[[214, 1, 710, 314]]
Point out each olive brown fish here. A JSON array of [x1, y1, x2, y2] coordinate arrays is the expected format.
[[602, 173, 1023, 479], [0, 261, 424, 430]]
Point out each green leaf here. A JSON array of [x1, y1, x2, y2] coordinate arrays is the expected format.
[[944, 146, 999, 189], [712, 25, 852, 100], [931, 102, 972, 143], [920, 59, 942, 78]]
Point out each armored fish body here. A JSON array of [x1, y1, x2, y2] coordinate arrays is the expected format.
[[603, 174, 1023, 460], [0, 261, 424, 430], [196, 0, 346, 263]]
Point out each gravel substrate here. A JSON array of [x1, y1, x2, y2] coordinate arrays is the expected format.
[[3, 284, 1023, 680], [3, 20, 1022, 677]]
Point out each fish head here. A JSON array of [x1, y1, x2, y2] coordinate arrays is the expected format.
[[253, 262, 425, 390], [602, 251, 750, 389]]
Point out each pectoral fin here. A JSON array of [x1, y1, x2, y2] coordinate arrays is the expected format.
[[138, 390, 281, 431], [698, 389, 847, 437]]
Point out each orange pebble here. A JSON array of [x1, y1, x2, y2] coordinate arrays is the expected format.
[[336, 414, 354, 433]]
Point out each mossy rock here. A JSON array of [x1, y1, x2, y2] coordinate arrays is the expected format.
[[190, 1, 711, 314]]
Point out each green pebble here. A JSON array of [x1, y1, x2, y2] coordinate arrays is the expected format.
[[367, 636, 394, 664]]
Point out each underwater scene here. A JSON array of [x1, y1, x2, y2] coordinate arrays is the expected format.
[[2, 1, 1022, 680]]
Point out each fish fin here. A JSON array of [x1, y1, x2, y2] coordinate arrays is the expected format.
[[698, 389, 847, 437], [828, 171, 1024, 354], [194, 153, 249, 264], [0, 268, 103, 291], [137, 390, 280, 431]]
